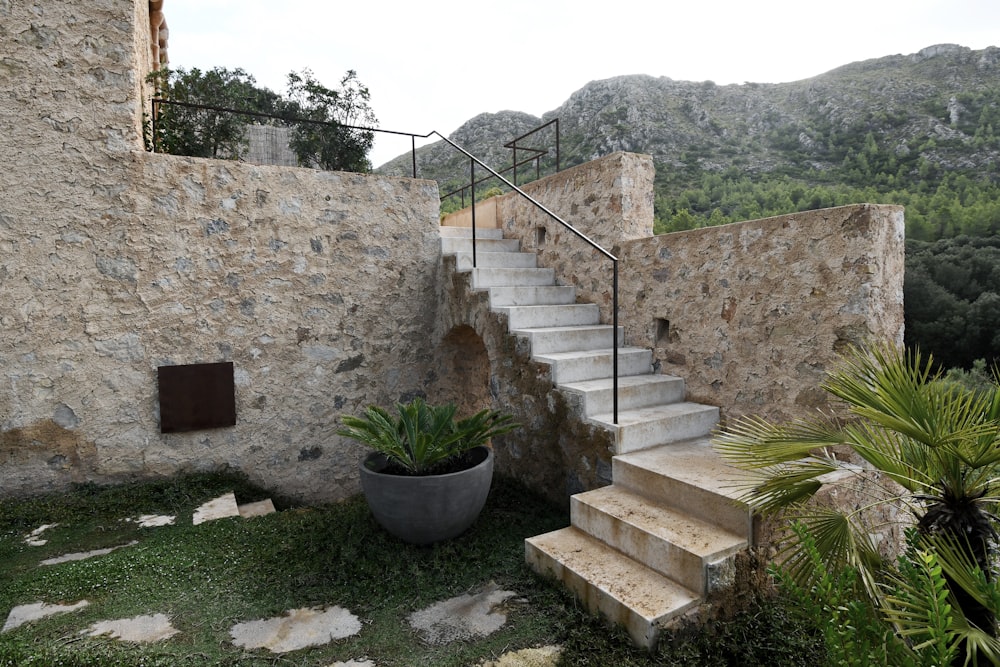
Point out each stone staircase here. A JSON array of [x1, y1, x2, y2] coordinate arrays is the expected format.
[[440, 225, 753, 650]]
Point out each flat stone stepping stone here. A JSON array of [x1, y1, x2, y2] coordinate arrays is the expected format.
[[481, 645, 562, 666], [81, 613, 179, 643], [127, 514, 176, 527], [238, 499, 276, 518], [24, 523, 59, 546], [192, 492, 240, 525], [229, 606, 361, 653], [327, 660, 376, 667], [40, 541, 138, 566], [407, 582, 517, 645], [2, 600, 90, 632]]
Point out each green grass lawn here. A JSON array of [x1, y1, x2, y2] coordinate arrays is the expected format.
[[0, 472, 823, 666]]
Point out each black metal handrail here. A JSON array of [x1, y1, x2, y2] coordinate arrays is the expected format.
[[440, 151, 551, 206], [147, 98, 619, 423], [504, 118, 560, 187], [442, 118, 560, 206], [150, 98, 430, 178], [429, 131, 620, 425]]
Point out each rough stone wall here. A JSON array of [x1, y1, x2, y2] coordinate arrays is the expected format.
[[490, 154, 905, 425], [1, 0, 443, 503], [631, 204, 905, 424], [496, 152, 655, 323], [431, 262, 617, 501]]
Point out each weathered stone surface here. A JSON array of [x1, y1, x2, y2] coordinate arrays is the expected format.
[[229, 606, 361, 653], [81, 613, 179, 643], [481, 645, 562, 667], [192, 493, 240, 525], [40, 541, 138, 566], [1, 1, 442, 504], [407, 583, 518, 645], [3, 600, 90, 633], [492, 153, 904, 425]]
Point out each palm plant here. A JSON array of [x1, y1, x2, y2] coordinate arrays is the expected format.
[[714, 344, 1000, 663], [338, 397, 517, 475]]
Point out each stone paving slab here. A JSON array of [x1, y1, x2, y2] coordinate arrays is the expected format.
[[81, 613, 179, 643], [128, 514, 176, 527], [229, 606, 362, 653], [481, 645, 562, 666], [192, 492, 241, 525], [40, 541, 138, 566], [238, 499, 276, 518], [408, 582, 518, 645], [2, 600, 90, 633], [24, 523, 59, 546]]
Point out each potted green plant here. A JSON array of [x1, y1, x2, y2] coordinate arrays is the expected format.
[[338, 398, 517, 544]]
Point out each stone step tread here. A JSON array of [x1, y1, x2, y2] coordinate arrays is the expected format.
[[513, 324, 618, 336], [484, 285, 577, 307], [614, 438, 751, 504], [471, 267, 556, 285], [438, 226, 504, 238], [590, 402, 719, 428], [441, 238, 521, 254], [573, 486, 747, 559], [456, 251, 538, 273], [559, 374, 684, 394], [526, 527, 701, 621]]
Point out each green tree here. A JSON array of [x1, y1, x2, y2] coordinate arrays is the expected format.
[[283, 69, 377, 173], [146, 66, 378, 173], [146, 66, 268, 158], [715, 345, 1000, 664]]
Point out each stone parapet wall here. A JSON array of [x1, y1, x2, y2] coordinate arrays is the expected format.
[[491, 154, 905, 424], [631, 205, 905, 423]]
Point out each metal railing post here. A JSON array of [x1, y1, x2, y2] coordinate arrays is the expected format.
[[613, 260, 619, 424], [470, 159, 477, 269]]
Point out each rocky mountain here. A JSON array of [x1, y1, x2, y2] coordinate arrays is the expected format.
[[377, 44, 1000, 193]]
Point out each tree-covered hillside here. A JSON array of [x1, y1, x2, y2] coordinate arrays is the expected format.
[[377, 44, 1000, 371]]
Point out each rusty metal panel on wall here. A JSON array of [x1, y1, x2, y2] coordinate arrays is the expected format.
[[157, 362, 236, 433]]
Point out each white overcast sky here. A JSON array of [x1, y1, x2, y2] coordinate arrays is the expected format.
[[162, 0, 999, 167]]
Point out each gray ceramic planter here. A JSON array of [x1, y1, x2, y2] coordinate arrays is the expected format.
[[359, 446, 494, 545]]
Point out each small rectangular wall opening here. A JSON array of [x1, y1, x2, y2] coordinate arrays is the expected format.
[[158, 361, 236, 433], [655, 318, 670, 346], [535, 226, 547, 247]]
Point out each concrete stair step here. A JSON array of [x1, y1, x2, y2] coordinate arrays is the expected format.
[[439, 226, 504, 239], [535, 348, 651, 384], [441, 237, 520, 254], [613, 439, 753, 538], [513, 325, 623, 355], [572, 485, 747, 595], [454, 251, 537, 270], [526, 526, 700, 650], [486, 285, 577, 307], [559, 374, 684, 415], [591, 403, 720, 454], [495, 303, 600, 329], [471, 267, 555, 288]]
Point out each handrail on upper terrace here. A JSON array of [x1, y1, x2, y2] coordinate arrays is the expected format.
[[148, 98, 620, 424]]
